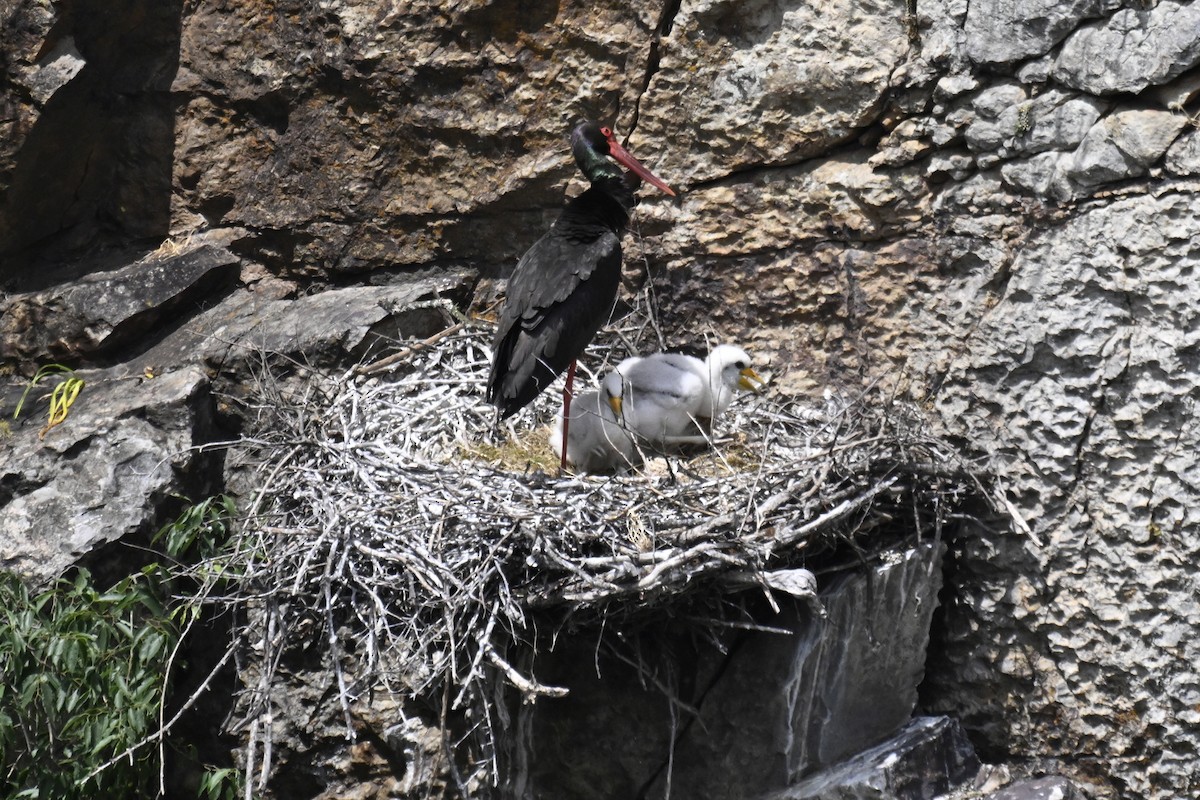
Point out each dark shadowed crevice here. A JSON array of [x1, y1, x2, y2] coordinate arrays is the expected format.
[[0, 0, 184, 289], [628, 0, 685, 137], [917, 512, 1048, 764], [658, 0, 685, 38], [632, 629, 754, 800]]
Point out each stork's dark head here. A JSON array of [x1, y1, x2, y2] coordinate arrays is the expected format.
[[571, 121, 675, 196]]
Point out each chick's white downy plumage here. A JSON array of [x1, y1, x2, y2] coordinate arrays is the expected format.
[[549, 388, 641, 474], [605, 355, 703, 442], [607, 344, 762, 444]]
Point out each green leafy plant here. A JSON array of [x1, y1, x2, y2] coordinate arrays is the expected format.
[[196, 767, 243, 800], [0, 569, 173, 798], [0, 495, 247, 800], [156, 495, 239, 563], [155, 495, 247, 800], [13, 364, 85, 439], [155, 495, 242, 629]]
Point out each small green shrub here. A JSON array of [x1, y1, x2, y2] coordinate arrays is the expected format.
[[0, 569, 172, 798], [0, 495, 245, 800], [156, 495, 239, 563]]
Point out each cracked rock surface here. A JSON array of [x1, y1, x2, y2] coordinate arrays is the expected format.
[[2, 0, 1199, 796], [926, 192, 1200, 798]]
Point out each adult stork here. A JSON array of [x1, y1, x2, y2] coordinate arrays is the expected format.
[[486, 121, 674, 469]]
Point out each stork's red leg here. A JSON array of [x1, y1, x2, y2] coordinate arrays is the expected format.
[[560, 360, 577, 473]]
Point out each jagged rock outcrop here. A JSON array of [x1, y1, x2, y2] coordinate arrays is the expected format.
[[768, 716, 980, 800], [0, 365, 219, 582], [1051, 1, 1200, 95], [924, 190, 1200, 799], [985, 776, 1089, 800], [0, 245, 239, 365], [2, 0, 1199, 796], [0, 237, 476, 586], [515, 544, 947, 799]]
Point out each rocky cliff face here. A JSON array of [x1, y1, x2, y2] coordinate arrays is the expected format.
[[2, 0, 1199, 797]]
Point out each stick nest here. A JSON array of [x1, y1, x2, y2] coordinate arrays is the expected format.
[[218, 308, 982, 793]]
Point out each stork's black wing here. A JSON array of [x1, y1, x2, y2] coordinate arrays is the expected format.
[[487, 225, 623, 418]]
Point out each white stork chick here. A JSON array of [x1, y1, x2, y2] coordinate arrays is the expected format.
[[607, 345, 762, 444], [693, 344, 764, 421], [549, 387, 641, 474]]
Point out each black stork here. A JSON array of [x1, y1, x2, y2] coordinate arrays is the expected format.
[[486, 121, 675, 470]]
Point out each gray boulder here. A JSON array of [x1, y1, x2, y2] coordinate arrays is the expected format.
[[965, 0, 1117, 65], [0, 365, 218, 583], [1053, 1, 1200, 94], [983, 776, 1087, 800], [965, 85, 1107, 161], [1165, 129, 1200, 176], [0, 244, 239, 366], [763, 716, 980, 800], [140, 268, 477, 373], [1067, 107, 1189, 187]]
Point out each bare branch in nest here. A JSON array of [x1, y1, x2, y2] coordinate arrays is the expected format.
[[194, 306, 985, 794], [484, 643, 569, 702]]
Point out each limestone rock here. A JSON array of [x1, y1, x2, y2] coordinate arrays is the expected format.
[[1165, 129, 1200, 176], [0, 244, 240, 367], [141, 269, 477, 373], [227, 653, 444, 800], [654, 153, 926, 264], [915, 0, 968, 70], [970, 84, 1028, 121], [1002, 106, 1193, 198], [24, 37, 87, 105], [964, 0, 1117, 65], [168, 0, 666, 274], [1015, 57, 1053, 85], [0, 259, 473, 587], [934, 73, 979, 101], [983, 776, 1087, 800], [0, 365, 218, 583], [926, 151, 975, 181], [1067, 107, 1189, 187], [517, 543, 946, 799], [926, 192, 1200, 799], [999, 151, 1069, 197], [1052, 1, 1200, 95], [964, 85, 1106, 161], [763, 717, 980, 800], [637, 0, 910, 186]]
